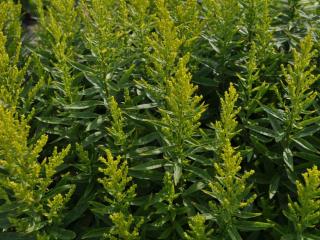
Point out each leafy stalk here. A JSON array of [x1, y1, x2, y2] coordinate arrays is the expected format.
[[0, 105, 74, 238], [283, 166, 320, 239], [208, 84, 259, 238], [97, 150, 142, 239]]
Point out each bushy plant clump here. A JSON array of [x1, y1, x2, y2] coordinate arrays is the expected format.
[[1, 0, 320, 239]]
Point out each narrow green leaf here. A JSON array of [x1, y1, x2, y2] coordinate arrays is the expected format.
[[292, 138, 319, 153], [81, 228, 108, 239], [185, 166, 211, 182], [43, 184, 75, 200], [227, 226, 242, 240], [69, 59, 96, 73], [83, 131, 104, 147], [64, 101, 104, 110], [64, 183, 95, 225], [304, 233, 320, 240], [261, 105, 285, 121], [182, 181, 206, 196], [125, 103, 158, 110], [174, 162, 182, 185], [235, 212, 262, 219], [294, 125, 320, 138], [299, 116, 320, 127], [36, 116, 67, 125], [235, 220, 274, 231], [129, 170, 163, 181], [134, 132, 159, 146], [269, 175, 280, 199], [67, 112, 99, 119], [133, 146, 165, 156], [247, 125, 277, 138], [85, 116, 107, 132], [283, 148, 294, 171], [130, 159, 164, 171], [47, 227, 76, 240], [294, 151, 319, 163]]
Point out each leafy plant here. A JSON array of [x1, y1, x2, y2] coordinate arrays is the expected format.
[[1, 0, 320, 239], [0, 105, 74, 239], [282, 166, 320, 239]]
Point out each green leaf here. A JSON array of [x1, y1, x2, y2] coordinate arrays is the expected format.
[[304, 233, 320, 240], [64, 182, 95, 225], [47, 227, 76, 240], [235, 212, 262, 219], [125, 103, 158, 110], [227, 226, 242, 240], [64, 101, 104, 110], [81, 228, 108, 239], [68, 59, 97, 73], [158, 226, 173, 239], [133, 146, 165, 156], [129, 170, 163, 181], [261, 105, 285, 121], [193, 76, 216, 87], [247, 125, 277, 138], [134, 132, 159, 146], [182, 181, 206, 196], [269, 175, 280, 199], [130, 159, 164, 171], [292, 138, 319, 153], [235, 220, 274, 231], [299, 116, 320, 127], [294, 151, 319, 163], [283, 148, 294, 172], [174, 162, 182, 185], [185, 166, 211, 182], [294, 125, 320, 138], [83, 131, 105, 147], [85, 116, 107, 132], [67, 111, 99, 119], [36, 116, 67, 125]]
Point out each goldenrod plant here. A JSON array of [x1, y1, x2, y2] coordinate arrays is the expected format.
[[253, 0, 275, 67], [184, 214, 213, 240], [237, 43, 268, 124], [282, 34, 318, 128], [213, 84, 241, 152], [107, 96, 128, 148], [206, 84, 271, 238], [94, 149, 142, 239], [243, 32, 320, 238], [1, 0, 320, 239], [32, 0, 84, 146], [79, 0, 152, 99], [0, 105, 74, 239], [202, 0, 242, 87], [0, 1, 29, 108], [0, 0, 22, 57], [160, 55, 206, 185], [140, 0, 204, 102], [166, 0, 204, 50], [35, 0, 79, 103], [249, 34, 319, 181], [282, 166, 320, 239], [0, 31, 29, 108], [142, 172, 182, 239], [140, 0, 184, 102]]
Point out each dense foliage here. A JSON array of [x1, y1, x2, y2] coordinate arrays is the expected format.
[[1, 0, 320, 239]]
